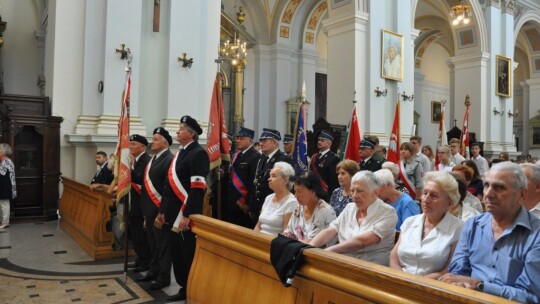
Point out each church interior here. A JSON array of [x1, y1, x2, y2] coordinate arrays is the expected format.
[[0, 0, 539, 303]]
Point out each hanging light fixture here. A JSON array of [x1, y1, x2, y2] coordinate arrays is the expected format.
[[220, 32, 247, 66], [450, 1, 472, 26]]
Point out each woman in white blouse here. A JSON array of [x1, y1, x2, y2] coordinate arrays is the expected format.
[[255, 162, 298, 235], [310, 171, 397, 266], [283, 172, 336, 244], [390, 171, 464, 279]]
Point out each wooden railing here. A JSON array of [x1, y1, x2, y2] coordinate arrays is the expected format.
[[189, 215, 516, 304], [58, 177, 125, 260]]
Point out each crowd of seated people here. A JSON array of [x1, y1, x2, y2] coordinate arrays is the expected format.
[[246, 136, 540, 303]]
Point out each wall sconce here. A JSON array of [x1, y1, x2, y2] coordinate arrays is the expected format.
[[115, 43, 129, 60], [401, 91, 414, 102], [508, 109, 518, 118], [178, 53, 194, 68], [493, 107, 504, 116], [374, 87, 387, 97]]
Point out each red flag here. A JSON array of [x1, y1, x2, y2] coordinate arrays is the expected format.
[[206, 73, 231, 170], [114, 73, 131, 201], [342, 106, 361, 162], [435, 102, 448, 170], [460, 104, 470, 157], [387, 100, 400, 164]]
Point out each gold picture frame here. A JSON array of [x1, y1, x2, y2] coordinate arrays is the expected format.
[[381, 29, 404, 81], [496, 55, 512, 97], [431, 101, 442, 124]]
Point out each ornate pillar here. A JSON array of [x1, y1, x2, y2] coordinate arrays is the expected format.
[[232, 62, 246, 134]]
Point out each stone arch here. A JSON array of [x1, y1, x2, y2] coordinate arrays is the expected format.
[[301, 0, 328, 50]]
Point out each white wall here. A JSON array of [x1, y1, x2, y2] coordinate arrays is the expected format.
[[0, 0, 41, 95], [422, 44, 450, 84]]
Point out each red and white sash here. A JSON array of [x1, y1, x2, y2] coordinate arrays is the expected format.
[[143, 157, 162, 207], [399, 161, 416, 199], [168, 151, 190, 232], [131, 182, 141, 195]]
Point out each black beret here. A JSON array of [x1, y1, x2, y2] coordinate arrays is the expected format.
[[180, 115, 203, 135], [153, 127, 173, 146], [129, 134, 148, 146]]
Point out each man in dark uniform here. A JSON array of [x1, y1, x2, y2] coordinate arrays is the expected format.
[[126, 134, 152, 273], [227, 127, 261, 228], [251, 128, 293, 226], [283, 134, 294, 158], [158, 115, 209, 302], [364, 135, 386, 163], [135, 128, 174, 291], [309, 130, 340, 195], [90, 151, 114, 190], [359, 139, 383, 172]]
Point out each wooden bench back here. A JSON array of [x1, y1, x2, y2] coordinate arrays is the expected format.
[[189, 215, 515, 304]]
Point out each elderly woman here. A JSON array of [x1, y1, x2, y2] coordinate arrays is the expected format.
[[382, 161, 410, 195], [436, 145, 455, 173], [400, 142, 424, 199], [449, 174, 481, 222], [310, 171, 397, 266], [375, 169, 419, 231], [0, 144, 16, 229], [283, 173, 336, 244], [451, 165, 483, 213], [390, 171, 464, 279], [255, 162, 298, 235], [329, 160, 359, 216]]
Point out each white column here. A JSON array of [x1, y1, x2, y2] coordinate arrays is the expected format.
[[162, 0, 221, 133], [251, 45, 272, 137], [298, 49, 318, 129], [323, 8, 369, 133], [524, 78, 540, 152]]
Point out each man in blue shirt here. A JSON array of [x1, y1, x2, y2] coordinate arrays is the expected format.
[[439, 162, 540, 303]]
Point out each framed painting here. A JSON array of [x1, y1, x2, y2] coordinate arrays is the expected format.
[[431, 101, 442, 124], [496, 55, 512, 97], [457, 27, 476, 49], [381, 30, 404, 81]]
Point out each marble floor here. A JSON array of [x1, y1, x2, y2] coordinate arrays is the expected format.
[[0, 220, 185, 304]]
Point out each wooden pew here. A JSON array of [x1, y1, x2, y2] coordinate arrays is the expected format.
[[59, 177, 126, 260], [189, 215, 516, 304]]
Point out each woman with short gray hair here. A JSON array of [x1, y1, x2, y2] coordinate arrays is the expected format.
[[255, 162, 298, 235], [0, 143, 16, 229], [310, 171, 398, 266]]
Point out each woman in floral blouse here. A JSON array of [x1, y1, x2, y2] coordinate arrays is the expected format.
[[283, 173, 336, 245], [328, 160, 359, 216]]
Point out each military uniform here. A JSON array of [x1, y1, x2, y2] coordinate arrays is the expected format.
[[228, 145, 261, 227], [137, 128, 174, 287], [159, 115, 209, 297], [309, 150, 340, 195], [359, 156, 383, 172], [129, 147, 151, 270]]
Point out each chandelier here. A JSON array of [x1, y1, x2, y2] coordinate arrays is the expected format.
[[220, 32, 247, 66], [449, 1, 472, 26]]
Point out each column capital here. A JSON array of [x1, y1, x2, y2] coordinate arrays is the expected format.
[[448, 52, 490, 68], [322, 12, 369, 36]]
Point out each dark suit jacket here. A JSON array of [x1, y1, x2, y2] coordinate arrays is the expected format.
[[160, 142, 210, 225], [252, 150, 293, 214], [309, 151, 340, 194], [228, 146, 262, 209], [140, 149, 174, 218], [360, 156, 383, 172], [91, 162, 114, 185], [129, 152, 151, 218]]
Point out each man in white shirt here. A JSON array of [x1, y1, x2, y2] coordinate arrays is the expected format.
[[449, 138, 465, 165], [470, 142, 489, 180], [410, 136, 432, 174], [521, 163, 540, 217]]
